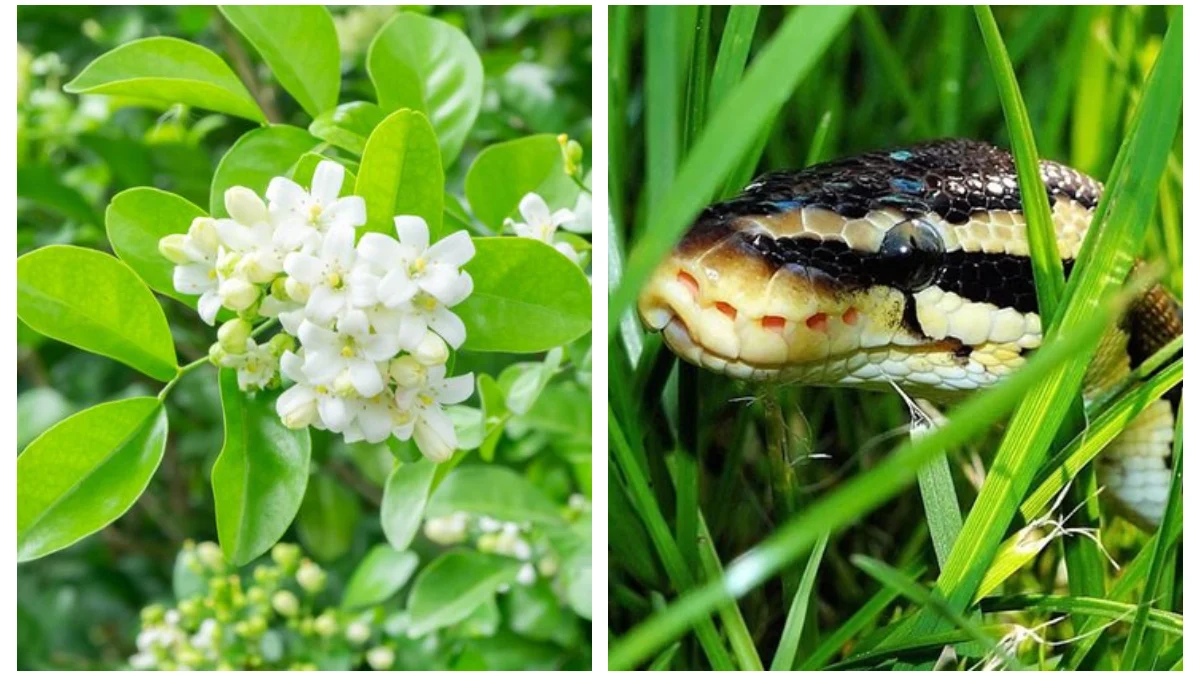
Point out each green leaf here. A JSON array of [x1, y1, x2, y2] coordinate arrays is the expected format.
[[355, 108, 444, 238], [212, 369, 311, 566], [342, 545, 419, 610], [219, 5, 340, 118], [106, 187, 207, 307], [506, 348, 563, 416], [210, 125, 320, 216], [367, 12, 484, 165], [17, 246, 177, 381], [426, 465, 564, 526], [381, 459, 437, 552], [503, 583, 566, 641], [289, 153, 356, 197], [17, 388, 74, 450], [308, 101, 387, 156], [295, 472, 361, 562], [770, 532, 829, 669], [406, 549, 521, 636], [458, 238, 591, 353], [562, 544, 592, 620], [18, 164, 99, 225], [464, 134, 578, 230], [17, 397, 168, 562], [63, 37, 264, 122]]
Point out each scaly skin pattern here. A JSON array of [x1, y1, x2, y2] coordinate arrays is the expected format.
[[637, 139, 1181, 527]]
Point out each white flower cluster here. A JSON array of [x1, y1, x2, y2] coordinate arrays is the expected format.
[[506, 192, 591, 265], [130, 611, 220, 670], [161, 160, 475, 462], [424, 511, 573, 587]]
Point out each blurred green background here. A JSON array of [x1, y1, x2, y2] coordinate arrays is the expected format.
[[17, 5, 591, 669]]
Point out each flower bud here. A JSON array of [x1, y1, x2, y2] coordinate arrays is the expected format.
[[280, 394, 318, 430], [246, 586, 267, 606], [537, 555, 558, 577], [296, 559, 327, 594], [196, 541, 225, 571], [189, 217, 220, 252], [225, 186, 268, 225], [208, 342, 229, 367], [271, 590, 300, 617], [158, 234, 192, 265], [345, 621, 371, 645], [140, 604, 166, 626], [388, 355, 425, 389], [314, 611, 339, 638], [413, 332, 449, 366], [218, 318, 253, 355], [414, 417, 456, 463], [423, 513, 468, 545], [366, 646, 395, 671], [285, 278, 311, 303], [267, 333, 296, 358], [271, 542, 301, 572], [238, 252, 277, 284], [219, 278, 260, 311], [516, 563, 537, 586], [477, 532, 499, 554]]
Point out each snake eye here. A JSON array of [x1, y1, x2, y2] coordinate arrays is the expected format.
[[878, 218, 944, 291]]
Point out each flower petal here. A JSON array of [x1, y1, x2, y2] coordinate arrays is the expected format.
[[305, 285, 346, 323], [518, 192, 551, 227], [435, 373, 475, 405], [393, 215, 429, 251], [417, 265, 463, 305], [318, 396, 351, 430], [377, 269, 418, 308], [357, 232, 404, 269], [428, 306, 467, 349], [197, 291, 222, 325], [426, 230, 475, 268], [349, 360, 385, 397], [323, 196, 366, 230], [311, 161, 344, 205], [283, 252, 324, 284]]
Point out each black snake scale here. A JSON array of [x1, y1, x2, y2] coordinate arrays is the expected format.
[[638, 139, 1181, 527]]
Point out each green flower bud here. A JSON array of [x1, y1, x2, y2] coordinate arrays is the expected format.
[[413, 332, 449, 366], [296, 559, 327, 594], [189, 217, 220, 252], [246, 586, 267, 606], [537, 555, 559, 577], [219, 278, 260, 312], [477, 532, 499, 554], [196, 541, 225, 571], [208, 342, 229, 367], [271, 590, 300, 617], [225, 186, 268, 225], [345, 621, 371, 645], [271, 543, 301, 573], [218, 318, 253, 355], [388, 355, 426, 388], [267, 333, 295, 357], [366, 646, 395, 671], [270, 276, 290, 301], [140, 604, 165, 626], [314, 610, 339, 638], [158, 234, 192, 265]]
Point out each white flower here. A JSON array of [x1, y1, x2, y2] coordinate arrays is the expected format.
[[571, 191, 593, 235], [268, 160, 366, 248], [169, 217, 224, 324], [366, 646, 396, 671], [345, 621, 371, 645], [276, 350, 340, 431], [284, 224, 358, 323], [507, 192, 582, 262], [424, 512, 469, 545], [516, 563, 537, 586], [296, 315, 397, 398], [394, 365, 473, 462], [398, 289, 472, 351], [354, 215, 475, 308], [340, 393, 399, 444]]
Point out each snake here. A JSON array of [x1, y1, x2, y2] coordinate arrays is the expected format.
[[637, 139, 1181, 528]]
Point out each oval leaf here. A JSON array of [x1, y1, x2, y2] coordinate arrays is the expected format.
[[210, 125, 320, 216], [295, 472, 360, 562], [355, 108, 443, 237], [17, 397, 168, 562], [212, 369, 311, 566], [381, 459, 438, 551], [107, 187, 207, 307], [426, 465, 564, 526], [367, 12, 483, 165], [17, 246, 177, 381], [464, 134, 579, 230], [342, 545, 419, 610], [458, 237, 591, 353], [63, 36, 264, 122], [220, 5, 340, 118], [407, 549, 521, 637], [309, 101, 387, 156]]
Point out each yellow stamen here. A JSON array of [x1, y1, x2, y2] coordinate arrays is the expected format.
[[340, 346, 354, 358], [308, 203, 323, 222]]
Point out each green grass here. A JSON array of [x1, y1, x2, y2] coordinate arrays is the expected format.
[[608, 6, 1182, 671]]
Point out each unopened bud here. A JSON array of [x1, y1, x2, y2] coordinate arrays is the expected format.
[[189, 217, 220, 252], [285, 277, 311, 303], [388, 355, 426, 388], [345, 621, 371, 645], [267, 333, 295, 357], [219, 278, 259, 311], [218, 318, 253, 354], [271, 590, 300, 617], [271, 542, 301, 572], [270, 276, 290, 301], [158, 234, 192, 264], [296, 559, 327, 594], [196, 541, 225, 571], [414, 417, 455, 463], [537, 555, 558, 577], [516, 563, 537, 586], [413, 332, 449, 366], [225, 186, 268, 225], [366, 646, 395, 671], [314, 611, 338, 638]]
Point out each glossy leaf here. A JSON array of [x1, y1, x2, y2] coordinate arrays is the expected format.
[[212, 369, 311, 566], [354, 108, 444, 237], [341, 545, 419, 610], [458, 237, 591, 353], [381, 460, 438, 551], [220, 5, 340, 118], [295, 473, 361, 562], [106, 187, 207, 307], [308, 101, 387, 156], [17, 397, 168, 562], [426, 465, 565, 526], [17, 246, 177, 381], [407, 550, 521, 636], [367, 12, 484, 165], [210, 125, 320, 216], [289, 153, 357, 197], [464, 134, 578, 230], [63, 37, 264, 122]]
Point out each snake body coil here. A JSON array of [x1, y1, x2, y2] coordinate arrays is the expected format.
[[638, 139, 1181, 527]]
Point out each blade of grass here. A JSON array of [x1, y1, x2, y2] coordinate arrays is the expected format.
[[608, 286, 1129, 669], [608, 5, 855, 337], [916, 455, 962, 570], [608, 5, 631, 229], [675, 364, 699, 573], [644, 6, 682, 211], [826, 626, 1011, 670], [980, 594, 1183, 637], [937, 6, 967, 136], [852, 556, 1017, 669], [682, 6, 710, 150], [609, 409, 736, 670], [770, 531, 830, 669], [905, 9, 1182, 638], [804, 110, 834, 167], [1121, 402, 1183, 668], [707, 6, 760, 115], [858, 7, 931, 137], [648, 642, 681, 670], [697, 513, 764, 671]]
